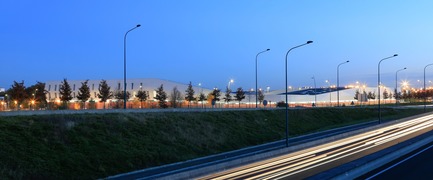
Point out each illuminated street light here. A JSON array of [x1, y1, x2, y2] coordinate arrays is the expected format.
[[337, 60, 350, 107], [312, 76, 317, 106], [123, 24, 141, 109], [228, 79, 234, 89], [395, 67, 406, 106], [285, 40, 313, 147], [378, 54, 398, 123], [424, 64, 433, 112], [255, 49, 270, 108], [325, 80, 331, 106]]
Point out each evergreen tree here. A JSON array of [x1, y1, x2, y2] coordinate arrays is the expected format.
[[59, 78, 73, 108], [198, 92, 206, 108], [170, 86, 183, 108], [234, 87, 246, 108], [354, 89, 360, 100], [98, 79, 112, 109], [258, 89, 265, 105], [10, 81, 27, 110], [135, 89, 148, 109], [76, 80, 91, 109], [223, 86, 232, 107], [185, 81, 196, 108], [211, 88, 221, 101], [154, 84, 168, 108]]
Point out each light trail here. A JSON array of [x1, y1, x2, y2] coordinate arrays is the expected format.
[[198, 114, 433, 180]]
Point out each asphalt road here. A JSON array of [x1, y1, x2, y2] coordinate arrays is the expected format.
[[199, 114, 433, 179], [358, 142, 433, 180]]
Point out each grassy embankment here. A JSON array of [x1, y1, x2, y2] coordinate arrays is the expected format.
[[0, 107, 428, 179]]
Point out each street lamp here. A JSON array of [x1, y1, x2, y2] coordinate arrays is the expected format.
[[256, 49, 270, 108], [285, 40, 313, 147], [337, 60, 350, 107], [424, 64, 433, 112], [378, 54, 398, 123], [395, 67, 407, 105], [325, 80, 331, 106], [312, 76, 317, 106], [228, 79, 234, 89], [123, 24, 141, 109]]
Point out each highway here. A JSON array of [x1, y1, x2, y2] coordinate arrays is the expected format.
[[198, 113, 433, 179], [359, 142, 433, 179]]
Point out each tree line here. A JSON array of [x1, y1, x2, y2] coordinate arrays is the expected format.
[[1, 79, 266, 110]]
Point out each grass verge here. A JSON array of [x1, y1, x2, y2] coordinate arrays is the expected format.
[[0, 107, 428, 179]]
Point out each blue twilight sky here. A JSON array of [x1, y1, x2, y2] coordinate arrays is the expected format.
[[1, 1, 433, 91]]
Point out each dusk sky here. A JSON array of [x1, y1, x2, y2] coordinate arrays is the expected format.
[[2, 1, 433, 91]]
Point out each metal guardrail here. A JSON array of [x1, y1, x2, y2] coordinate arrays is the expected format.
[[106, 121, 378, 180]]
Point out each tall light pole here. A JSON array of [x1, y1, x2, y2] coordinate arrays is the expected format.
[[256, 49, 270, 108], [285, 40, 313, 147], [337, 60, 349, 107], [424, 64, 433, 112], [312, 76, 317, 106], [123, 24, 141, 109], [228, 79, 234, 89], [395, 67, 406, 105], [325, 80, 331, 106], [378, 54, 398, 123]]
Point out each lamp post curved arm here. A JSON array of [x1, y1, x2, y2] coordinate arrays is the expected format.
[[336, 60, 349, 107], [284, 40, 313, 147], [395, 67, 407, 105], [378, 54, 398, 123], [123, 24, 141, 109], [424, 64, 433, 112], [255, 49, 270, 108]]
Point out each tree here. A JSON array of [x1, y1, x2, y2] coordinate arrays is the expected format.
[[234, 87, 246, 108], [9, 81, 27, 110], [98, 79, 112, 109], [211, 88, 221, 101], [59, 78, 73, 108], [76, 80, 91, 109], [198, 92, 206, 108], [223, 86, 232, 107], [170, 86, 183, 108], [26, 82, 47, 109], [354, 89, 360, 100], [258, 89, 265, 105], [154, 84, 168, 108], [114, 90, 130, 109], [383, 89, 389, 102], [185, 81, 195, 108], [367, 91, 376, 104], [135, 89, 148, 108]]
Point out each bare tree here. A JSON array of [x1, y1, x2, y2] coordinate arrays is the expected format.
[[170, 86, 183, 108], [258, 89, 265, 106]]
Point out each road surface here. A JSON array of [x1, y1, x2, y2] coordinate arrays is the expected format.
[[198, 113, 433, 179]]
